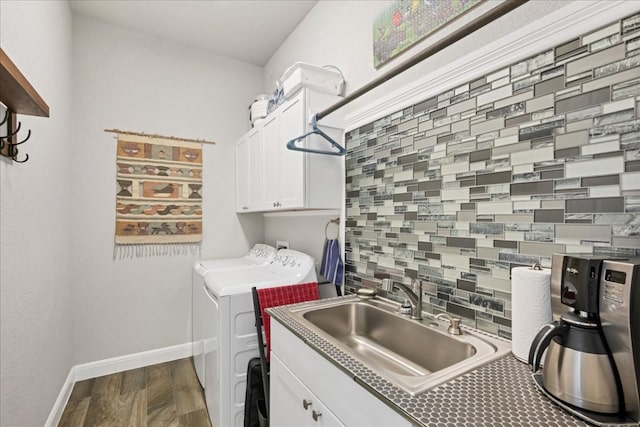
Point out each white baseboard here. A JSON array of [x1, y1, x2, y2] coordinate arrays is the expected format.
[[45, 342, 193, 427], [44, 369, 76, 427], [72, 342, 193, 382]]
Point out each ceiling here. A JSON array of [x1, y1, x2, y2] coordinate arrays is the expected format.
[[68, 0, 318, 66]]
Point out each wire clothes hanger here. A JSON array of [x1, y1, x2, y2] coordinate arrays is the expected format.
[[286, 114, 345, 156]]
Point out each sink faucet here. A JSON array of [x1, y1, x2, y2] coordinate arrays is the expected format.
[[393, 280, 423, 320], [436, 313, 462, 335]]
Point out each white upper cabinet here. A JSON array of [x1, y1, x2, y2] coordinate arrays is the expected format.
[[235, 88, 344, 213], [235, 132, 251, 212], [261, 113, 285, 209], [235, 127, 265, 212], [248, 126, 265, 210]]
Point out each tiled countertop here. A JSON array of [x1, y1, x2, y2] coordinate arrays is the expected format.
[[268, 299, 590, 427]]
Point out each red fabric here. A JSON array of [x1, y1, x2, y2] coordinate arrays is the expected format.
[[256, 282, 319, 361]]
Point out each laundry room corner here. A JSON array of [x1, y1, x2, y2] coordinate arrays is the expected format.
[[69, 13, 265, 366]]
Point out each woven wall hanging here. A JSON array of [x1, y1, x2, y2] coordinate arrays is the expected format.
[[108, 129, 212, 258]]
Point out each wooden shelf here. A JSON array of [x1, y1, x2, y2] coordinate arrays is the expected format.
[[0, 48, 49, 117]]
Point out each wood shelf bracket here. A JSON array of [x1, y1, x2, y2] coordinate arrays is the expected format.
[[0, 48, 50, 163]]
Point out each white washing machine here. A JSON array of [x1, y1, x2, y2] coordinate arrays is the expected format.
[[201, 249, 317, 427], [192, 244, 277, 388], [196, 244, 277, 272]]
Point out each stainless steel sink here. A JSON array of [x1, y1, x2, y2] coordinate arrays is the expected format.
[[290, 296, 511, 395]]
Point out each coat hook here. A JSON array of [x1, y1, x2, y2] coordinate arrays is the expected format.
[[11, 129, 31, 146], [4, 137, 28, 163], [0, 116, 31, 163], [11, 152, 29, 163], [1, 120, 22, 139]]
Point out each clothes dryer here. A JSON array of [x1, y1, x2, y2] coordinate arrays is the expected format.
[[201, 249, 316, 427]]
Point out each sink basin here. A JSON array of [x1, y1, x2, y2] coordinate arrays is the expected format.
[[290, 297, 511, 395]]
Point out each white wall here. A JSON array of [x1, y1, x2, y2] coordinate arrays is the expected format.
[[71, 15, 265, 364], [264, 212, 340, 271], [259, 0, 571, 269], [263, 0, 567, 117], [0, 1, 73, 426]]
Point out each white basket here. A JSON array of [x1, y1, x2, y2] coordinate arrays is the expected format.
[[280, 63, 345, 99]]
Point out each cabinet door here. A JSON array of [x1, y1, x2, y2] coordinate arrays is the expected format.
[[277, 92, 306, 209], [262, 114, 280, 209], [248, 128, 264, 211], [270, 353, 344, 427], [235, 136, 250, 212]]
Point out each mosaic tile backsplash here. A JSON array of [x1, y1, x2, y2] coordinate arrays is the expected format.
[[344, 13, 640, 339]]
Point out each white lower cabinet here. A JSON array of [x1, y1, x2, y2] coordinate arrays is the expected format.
[[271, 353, 344, 427], [270, 320, 412, 427]]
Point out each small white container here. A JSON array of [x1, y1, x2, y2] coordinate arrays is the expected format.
[[280, 62, 345, 99], [249, 95, 269, 126]]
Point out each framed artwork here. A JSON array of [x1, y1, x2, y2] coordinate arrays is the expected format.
[[373, 0, 482, 68]]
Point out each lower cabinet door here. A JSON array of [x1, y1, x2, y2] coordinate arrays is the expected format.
[[270, 353, 344, 427]]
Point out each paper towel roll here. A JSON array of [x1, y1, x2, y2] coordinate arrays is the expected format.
[[511, 266, 552, 362]]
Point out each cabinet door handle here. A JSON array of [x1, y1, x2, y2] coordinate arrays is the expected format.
[[312, 410, 322, 421], [302, 399, 312, 410]]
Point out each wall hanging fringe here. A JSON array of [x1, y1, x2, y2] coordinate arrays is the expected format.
[[114, 243, 201, 260]]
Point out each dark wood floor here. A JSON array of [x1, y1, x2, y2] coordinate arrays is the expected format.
[[58, 357, 212, 427]]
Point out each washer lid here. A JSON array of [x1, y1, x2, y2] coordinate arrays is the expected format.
[[203, 248, 318, 296], [194, 244, 277, 274]]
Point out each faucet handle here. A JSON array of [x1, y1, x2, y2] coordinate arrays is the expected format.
[[449, 317, 462, 335], [436, 313, 462, 335]]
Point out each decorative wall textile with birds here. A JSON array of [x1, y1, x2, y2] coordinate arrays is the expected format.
[[114, 133, 203, 257]]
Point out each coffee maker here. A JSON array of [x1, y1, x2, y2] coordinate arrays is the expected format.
[[528, 254, 640, 425]]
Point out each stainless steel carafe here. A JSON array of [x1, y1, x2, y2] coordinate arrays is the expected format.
[[529, 312, 620, 413]]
